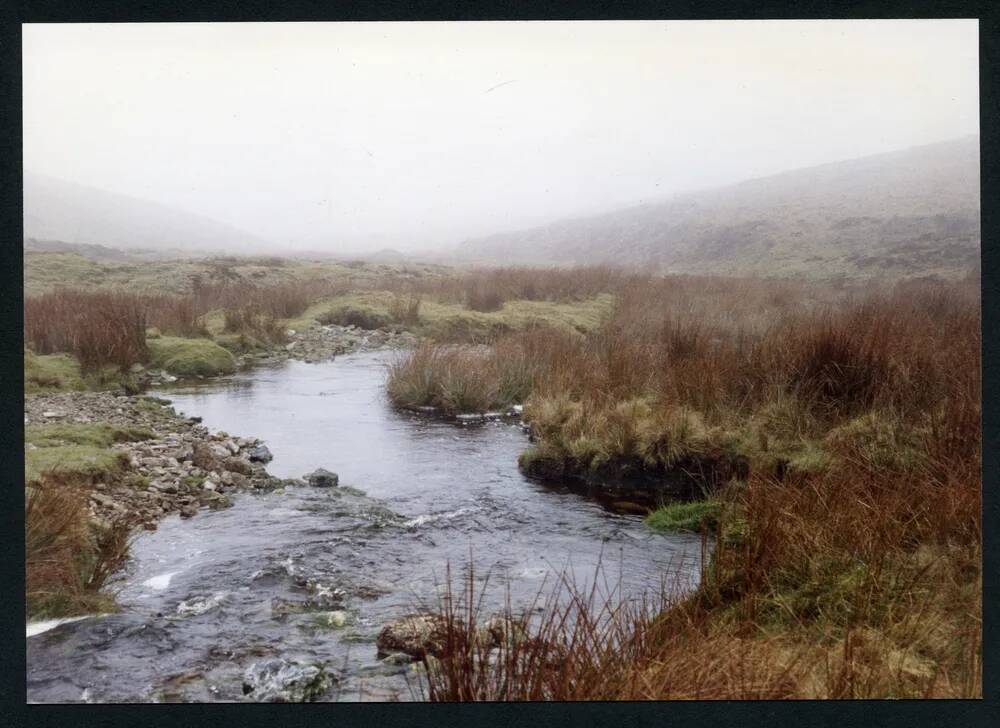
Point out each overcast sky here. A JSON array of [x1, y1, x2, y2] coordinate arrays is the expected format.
[[23, 20, 979, 252]]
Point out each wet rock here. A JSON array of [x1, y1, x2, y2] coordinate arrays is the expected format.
[[376, 613, 450, 660], [478, 615, 529, 649], [248, 444, 274, 463], [179, 504, 200, 519], [241, 659, 334, 703], [176, 592, 227, 617], [305, 468, 339, 488], [311, 610, 351, 629], [203, 493, 232, 510]]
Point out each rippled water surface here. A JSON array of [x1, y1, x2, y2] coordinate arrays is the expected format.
[[27, 352, 701, 702]]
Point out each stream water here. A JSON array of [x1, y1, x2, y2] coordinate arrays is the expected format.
[[26, 351, 702, 703]]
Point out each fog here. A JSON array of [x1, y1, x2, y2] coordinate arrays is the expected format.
[[23, 20, 979, 254]]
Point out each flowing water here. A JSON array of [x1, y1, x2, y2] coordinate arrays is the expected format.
[[26, 351, 702, 703]]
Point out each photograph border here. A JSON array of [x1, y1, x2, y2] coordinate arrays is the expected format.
[[2, 2, 995, 726]]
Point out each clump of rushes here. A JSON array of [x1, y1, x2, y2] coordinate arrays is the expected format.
[[24, 289, 149, 373], [387, 344, 506, 414], [26, 480, 132, 619]]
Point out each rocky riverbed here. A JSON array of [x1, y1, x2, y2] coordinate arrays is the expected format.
[[25, 391, 293, 531], [237, 323, 420, 368]]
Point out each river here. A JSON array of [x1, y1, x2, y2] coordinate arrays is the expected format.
[[26, 351, 701, 702]]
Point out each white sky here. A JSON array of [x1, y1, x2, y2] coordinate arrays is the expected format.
[[23, 20, 979, 252]]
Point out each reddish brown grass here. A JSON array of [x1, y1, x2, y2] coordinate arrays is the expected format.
[[26, 480, 132, 618], [24, 289, 148, 372]]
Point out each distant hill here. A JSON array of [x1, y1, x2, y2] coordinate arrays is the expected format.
[[22, 238, 199, 263], [24, 173, 272, 254], [458, 136, 980, 278]]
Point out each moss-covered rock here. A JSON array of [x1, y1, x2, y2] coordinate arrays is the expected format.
[[147, 336, 236, 377]]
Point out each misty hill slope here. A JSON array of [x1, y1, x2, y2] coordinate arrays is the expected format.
[[24, 174, 271, 254], [459, 136, 980, 278]]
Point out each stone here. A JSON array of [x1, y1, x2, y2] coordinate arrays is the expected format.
[[89, 492, 119, 510], [151, 480, 179, 494], [210, 443, 232, 460], [248, 445, 274, 463], [223, 457, 252, 475], [221, 471, 249, 488], [305, 468, 339, 488], [241, 659, 334, 703], [191, 442, 218, 471], [376, 613, 450, 660]]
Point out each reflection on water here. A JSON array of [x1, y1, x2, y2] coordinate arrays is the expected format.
[[27, 352, 701, 703]]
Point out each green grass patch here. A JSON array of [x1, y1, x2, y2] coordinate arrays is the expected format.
[[147, 336, 236, 377], [25, 445, 131, 486], [24, 350, 85, 393], [26, 422, 155, 449], [646, 499, 723, 533], [288, 291, 615, 342], [24, 423, 152, 486]]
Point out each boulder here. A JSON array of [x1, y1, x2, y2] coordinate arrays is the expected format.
[[305, 468, 339, 488], [241, 659, 334, 703], [248, 445, 274, 463]]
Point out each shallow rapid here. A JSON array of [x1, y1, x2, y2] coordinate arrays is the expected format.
[[27, 351, 701, 702]]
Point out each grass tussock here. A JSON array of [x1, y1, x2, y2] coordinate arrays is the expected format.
[[24, 349, 86, 393], [26, 481, 131, 619], [146, 336, 237, 377]]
